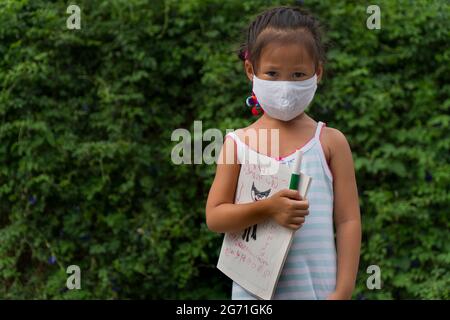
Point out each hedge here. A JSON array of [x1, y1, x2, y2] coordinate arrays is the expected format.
[[0, 0, 448, 299]]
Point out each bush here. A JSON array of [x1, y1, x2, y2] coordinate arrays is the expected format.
[[0, 0, 448, 299]]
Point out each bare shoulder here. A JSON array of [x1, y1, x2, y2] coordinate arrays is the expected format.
[[320, 125, 352, 163]]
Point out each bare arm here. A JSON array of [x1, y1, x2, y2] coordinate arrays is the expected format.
[[325, 128, 362, 299], [205, 136, 272, 233]]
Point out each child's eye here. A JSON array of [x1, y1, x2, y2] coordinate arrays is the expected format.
[[293, 72, 306, 79], [266, 71, 277, 77]]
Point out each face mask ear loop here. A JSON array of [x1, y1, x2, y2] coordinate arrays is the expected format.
[[313, 65, 320, 84]]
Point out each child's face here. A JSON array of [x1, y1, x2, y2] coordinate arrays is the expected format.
[[244, 42, 323, 83]]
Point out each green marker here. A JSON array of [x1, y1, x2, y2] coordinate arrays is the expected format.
[[289, 151, 303, 190]]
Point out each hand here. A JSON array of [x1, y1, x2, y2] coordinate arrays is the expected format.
[[326, 291, 351, 300], [266, 189, 309, 230]]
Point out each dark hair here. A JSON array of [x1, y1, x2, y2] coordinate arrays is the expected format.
[[237, 6, 326, 72]]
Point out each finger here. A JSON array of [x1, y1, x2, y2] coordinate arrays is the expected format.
[[289, 199, 309, 210], [289, 217, 305, 224], [292, 209, 309, 217], [280, 189, 301, 200], [288, 223, 303, 230]]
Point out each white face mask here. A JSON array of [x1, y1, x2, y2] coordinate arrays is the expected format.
[[252, 74, 318, 121]]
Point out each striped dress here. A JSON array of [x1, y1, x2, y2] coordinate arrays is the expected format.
[[226, 121, 336, 300]]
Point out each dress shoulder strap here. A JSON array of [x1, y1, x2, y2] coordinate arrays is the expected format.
[[224, 131, 244, 164], [314, 121, 326, 141]]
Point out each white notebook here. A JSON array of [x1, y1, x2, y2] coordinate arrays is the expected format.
[[217, 161, 312, 300]]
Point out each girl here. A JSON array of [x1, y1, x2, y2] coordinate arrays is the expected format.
[[206, 6, 361, 300]]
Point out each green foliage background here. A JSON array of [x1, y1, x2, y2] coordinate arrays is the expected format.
[[0, 0, 448, 299]]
